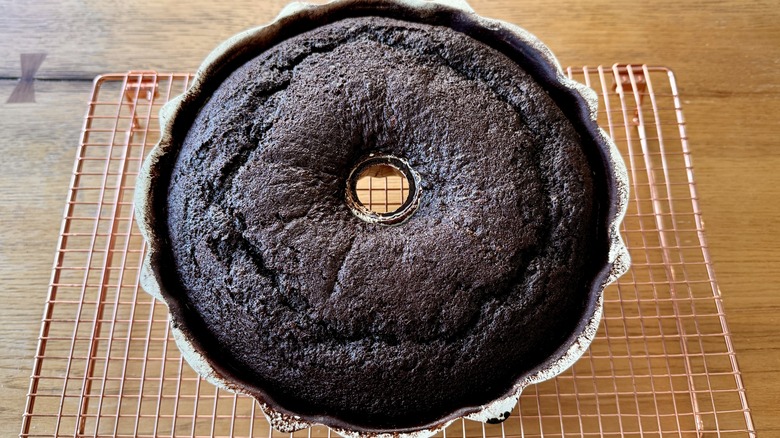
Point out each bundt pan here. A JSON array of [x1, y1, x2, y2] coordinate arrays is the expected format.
[[135, 0, 630, 436]]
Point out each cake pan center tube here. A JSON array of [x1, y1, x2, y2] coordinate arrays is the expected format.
[[345, 154, 422, 225]]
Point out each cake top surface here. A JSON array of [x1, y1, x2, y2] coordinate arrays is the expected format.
[[157, 12, 611, 433]]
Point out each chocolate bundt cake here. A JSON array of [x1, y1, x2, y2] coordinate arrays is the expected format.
[[135, 0, 630, 436]]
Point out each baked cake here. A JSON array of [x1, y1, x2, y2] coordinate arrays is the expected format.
[[135, 0, 630, 436]]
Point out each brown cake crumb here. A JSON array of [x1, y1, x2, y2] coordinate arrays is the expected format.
[[164, 16, 604, 430]]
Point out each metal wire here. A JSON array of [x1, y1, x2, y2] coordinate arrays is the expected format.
[[355, 165, 410, 214], [20, 66, 755, 438]]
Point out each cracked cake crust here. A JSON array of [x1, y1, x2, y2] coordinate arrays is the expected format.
[[135, 0, 630, 436]]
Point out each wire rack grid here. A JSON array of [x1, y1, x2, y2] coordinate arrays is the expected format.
[[20, 65, 755, 438], [354, 165, 411, 214]]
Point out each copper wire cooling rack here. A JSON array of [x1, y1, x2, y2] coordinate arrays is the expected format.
[[21, 65, 756, 438]]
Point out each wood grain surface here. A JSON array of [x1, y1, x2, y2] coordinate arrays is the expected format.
[[1, 0, 778, 435]]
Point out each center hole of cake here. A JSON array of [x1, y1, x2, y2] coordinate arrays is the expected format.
[[356, 164, 409, 214], [346, 155, 421, 225]]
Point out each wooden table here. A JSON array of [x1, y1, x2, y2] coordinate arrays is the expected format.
[[1, 0, 777, 435]]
